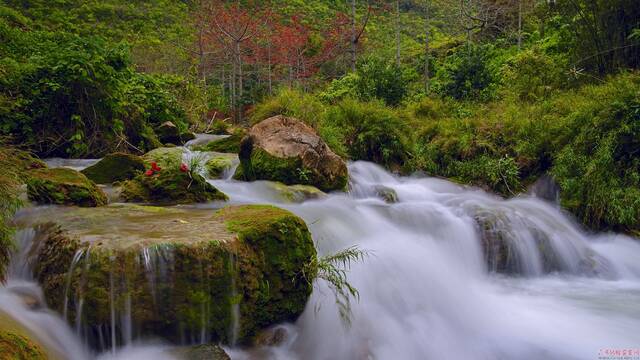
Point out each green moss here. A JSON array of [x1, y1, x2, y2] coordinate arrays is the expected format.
[[142, 147, 184, 169], [0, 330, 46, 360], [235, 147, 347, 192], [81, 153, 145, 184], [205, 154, 235, 179], [25, 204, 316, 347], [200, 132, 244, 153], [121, 168, 228, 204], [270, 182, 326, 203], [26, 168, 107, 207], [218, 205, 317, 339]]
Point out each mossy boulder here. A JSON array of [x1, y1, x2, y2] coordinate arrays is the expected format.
[[121, 168, 228, 204], [19, 204, 317, 349], [0, 330, 46, 359], [80, 153, 146, 184], [26, 168, 107, 207], [205, 154, 236, 179], [234, 116, 348, 192], [269, 182, 326, 203], [142, 147, 184, 169], [0, 311, 47, 360]]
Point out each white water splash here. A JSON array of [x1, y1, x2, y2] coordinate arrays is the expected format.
[[4, 160, 640, 360]]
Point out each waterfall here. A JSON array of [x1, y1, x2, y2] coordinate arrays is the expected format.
[[4, 160, 640, 360], [216, 161, 640, 360]]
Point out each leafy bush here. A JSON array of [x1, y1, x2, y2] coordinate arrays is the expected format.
[[0, 21, 188, 157], [552, 75, 640, 232], [411, 73, 640, 232], [434, 44, 497, 101], [319, 58, 413, 107], [325, 99, 409, 168], [354, 58, 413, 107], [501, 47, 568, 101]]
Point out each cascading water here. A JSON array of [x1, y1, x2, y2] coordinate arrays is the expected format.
[[3, 158, 640, 359], [220, 162, 640, 360]]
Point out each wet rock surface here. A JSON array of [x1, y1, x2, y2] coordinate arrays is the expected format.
[[16, 204, 317, 350], [234, 116, 348, 192]]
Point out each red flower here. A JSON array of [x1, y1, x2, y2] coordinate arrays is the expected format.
[[144, 169, 154, 177], [151, 162, 161, 172], [180, 163, 189, 173]]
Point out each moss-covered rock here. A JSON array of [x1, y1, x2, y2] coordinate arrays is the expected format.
[[80, 153, 146, 184], [170, 344, 230, 360], [0, 330, 46, 360], [19, 204, 316, 349], [121, 168, 228, 204], [142, 147, 184, 169], [26, 168, 107, 207], [269, 182, 326, 203], [205, 154, 236, 179], [198, 132, 245, 153], [0, 312, 47, 360], [234, 116, 348, 192]]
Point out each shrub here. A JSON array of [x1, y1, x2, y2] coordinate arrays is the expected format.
[[434, 44, 497, 101], [501, 47, 568, 102], [325, 99, 409, 169], [0, 21, 187, 157], [552, 75, 640, 232]]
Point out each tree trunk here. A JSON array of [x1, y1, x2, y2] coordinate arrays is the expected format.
[[396, 0, 401, 66], [350, 0, 357, 72], [424, 0, 430, 93], [517, 0, 522, 49], [268, 43, 273, 95]]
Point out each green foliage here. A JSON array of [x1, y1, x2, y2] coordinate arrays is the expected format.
[[250, 88, 325, 127], [411, 73, 640, 232], [552, 75, 640, 232], [0, 146, 25, 282], [501, 47, 569, 102], [354, 58, 414, 107], [550, 0, 640, 74], [0, 21, 188, 157], [434, 44, 497, 101], [319, 58, 413, 107], [325, 99, 409, 168], [304, 246, 369, 326]]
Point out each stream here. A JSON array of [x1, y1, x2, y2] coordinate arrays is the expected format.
[[3, 146, 640, 359]]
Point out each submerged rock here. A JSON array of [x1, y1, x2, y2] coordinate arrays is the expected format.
[[374, 185, 398, 204], [269, 182, 326, 203], [170, 344, 230, 360], [205, 154, 236, 179], [20, 204, 317, 349], [81, 153, 146, 184], [121, 167, 228, 204], [26, 168, 107, 207], [234, 116, 348, 192], [142, 147, 184, 169]]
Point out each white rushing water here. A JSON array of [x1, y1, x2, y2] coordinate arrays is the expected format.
[[3, 160, 640, 359]]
